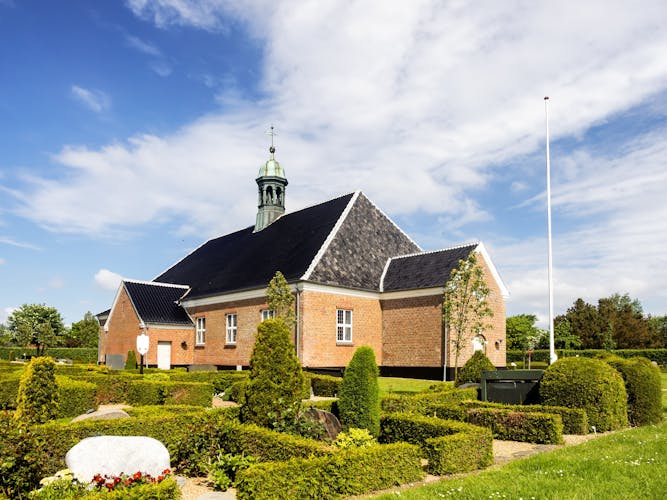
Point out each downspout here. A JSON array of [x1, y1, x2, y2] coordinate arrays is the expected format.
[[295, 283, 302, 362], [442, 292, 447, 382]]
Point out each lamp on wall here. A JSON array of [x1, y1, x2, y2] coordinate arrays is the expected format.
[[181, 341, 188, 349]]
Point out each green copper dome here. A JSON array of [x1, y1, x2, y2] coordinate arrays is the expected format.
[[257, 157, 286, 178]]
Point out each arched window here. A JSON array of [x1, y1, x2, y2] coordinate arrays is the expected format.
[[276, 187, 282, 205], [265, 186, 274, 204], [472, 334, 487, 353]]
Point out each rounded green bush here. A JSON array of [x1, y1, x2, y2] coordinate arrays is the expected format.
[[14, 357, 59, 425], [605, 356, 663, 426], [124, 350, 137, 370], [539, 357, 628, 432], [338, 346, 381, 437], [240, 319, 304, 428], [455, 350, 495, 387]]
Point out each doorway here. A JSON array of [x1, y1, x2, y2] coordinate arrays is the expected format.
[[157, 341, 171, 370]]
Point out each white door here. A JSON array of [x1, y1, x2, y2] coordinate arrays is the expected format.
[[157, 341, 171, 370]]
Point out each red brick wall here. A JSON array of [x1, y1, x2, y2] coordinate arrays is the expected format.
[[299, 290, 382, 368], [381, 294, 443, 367], [188, 297, 274, 367], [380, 252, 506, 370], [102, 286, 194, 367]]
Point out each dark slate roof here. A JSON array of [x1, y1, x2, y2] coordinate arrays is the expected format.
[[382, 244, 478, 292], [124, 281, 192, 326], [155, 193, 355, 299], [308, 193, 420, 290]]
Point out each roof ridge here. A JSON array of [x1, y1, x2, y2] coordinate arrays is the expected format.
[[388, 242, 479, 261], [301, 191, 360, 280], [361, 193, 422, 251], [124, 278, 189, 289]]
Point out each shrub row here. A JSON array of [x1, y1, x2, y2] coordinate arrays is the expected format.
[[381, 387, 477, 414], [459, 400, 588, 434], [507, 349, 667, 365], [56, 376, 97, 418], [235, 443, 423, 500], [379, 413, 493, 474], [0, 348, 98, 363], [307, 373, 342, 397], [466, 408, 563, 444]]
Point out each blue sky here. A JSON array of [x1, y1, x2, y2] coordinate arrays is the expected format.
[[1, 0, 666, 327]]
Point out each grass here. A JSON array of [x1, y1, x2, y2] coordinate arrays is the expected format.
[[378, 377, 443, 396], [373, 422, 667, 499]]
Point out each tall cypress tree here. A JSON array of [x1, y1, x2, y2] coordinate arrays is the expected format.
[[338, 346, 380, 437]]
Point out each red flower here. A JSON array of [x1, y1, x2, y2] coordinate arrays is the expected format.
[[162, 468, 171, 475], [133, 472, 142, 480], [114, 476, 121, 484], [157, 475, 164, 482], [105, 481, 115, 490]]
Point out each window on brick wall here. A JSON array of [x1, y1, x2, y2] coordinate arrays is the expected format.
[[336, 309, 353, 343], [196, 317, 206, 346], [260, 309, 275, 321], [226, 313, 237, 344]]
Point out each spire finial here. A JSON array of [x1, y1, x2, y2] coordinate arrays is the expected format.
[[266, 124, 277, 157]]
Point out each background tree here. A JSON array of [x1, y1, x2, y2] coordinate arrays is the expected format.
[[443, 252, 493, 377], [64, 311, 99, 347], [338, 346, 381, 437], [548, 319, 582, 349], [240, 318, 305, 428], [7, 304, 66, 354], [559, 298, 608, 349], [649, 315, 667, 348], [0, 323, 11, 346], [598, 293, 657, 348], [506, 314, 545, 350], [266, 271, 296, 326]]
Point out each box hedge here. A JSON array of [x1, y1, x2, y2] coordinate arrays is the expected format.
[[507, 348, 667, 366], [381, 387, 477, 414], [308, 373, 342, 397], [379, 413, 493, 474], [0, 372, 20, 409], [0, 348, 98, 363], [466, 408, 563, 444], [539, 357, 628, 431], [235, 442, 423, 500], [56, 376, 97, 418], [460, 400, 588, 435]]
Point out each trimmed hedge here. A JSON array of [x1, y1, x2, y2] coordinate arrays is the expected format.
[[0, 372, 20, 409], [0, 348, 98, 363], [457, 400, 588, 435], [507, 348, 667, 366], [605, 356, 663, 426], [15, 357, 58, 425], [379, 413, 493, 475], [455, 351, 495, 387], [56, 376, 96, 418], [338, 347, 381, 436], [308, 373, 342, 397], [466, 408, 563, 444], [381, 387, 477, 414], [235, 443, 423, 500], [540, 357, 628, 431]]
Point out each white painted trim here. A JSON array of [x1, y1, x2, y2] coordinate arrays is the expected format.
[[181, 287, 269, 308], [123, 278, 189, 289], [362, 192, 422, 251], [104, 283, 127, 332], [146, 323, 194, 330], [389, 241, 479, 261], [475, 242, 510, 298], [301, 281, 380, 299], [381, 287, 444, 300], [301, 191, 360, 280], [378, 258, 392, 292]]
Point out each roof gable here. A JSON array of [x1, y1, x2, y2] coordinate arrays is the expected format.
[[381, 243, 478, 292], [307, 193, 421, 290], [154, 193, 355, 299], [124, 280, 192, 326]]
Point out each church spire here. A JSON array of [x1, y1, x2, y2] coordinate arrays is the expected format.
[[254, 126, 288, 232]]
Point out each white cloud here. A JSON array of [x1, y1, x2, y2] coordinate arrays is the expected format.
[[94, 269, 123, 291], [0, 306, 16, 324], [125, 0, 231, 31], [124, 34, 162, 57], [48, 277, 65, 289], [0, 257, 5, 265], [0, 236, 40, 250], [71, 85, 111, 113]]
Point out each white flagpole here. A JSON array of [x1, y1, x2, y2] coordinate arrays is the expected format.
[[545, 96, 557, 365]]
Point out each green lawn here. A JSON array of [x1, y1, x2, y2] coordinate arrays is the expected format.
[[377, 377, 444, 396]]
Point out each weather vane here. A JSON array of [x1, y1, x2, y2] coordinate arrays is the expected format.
[[265, 124, 277, 154]]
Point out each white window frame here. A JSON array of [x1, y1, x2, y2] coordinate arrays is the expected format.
[[260, 309, 275, 321], [226, 313, 237, 344], [336, 309, 353, 343], [196, 317, 206, 346]]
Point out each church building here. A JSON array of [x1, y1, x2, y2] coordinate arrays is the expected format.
[[98, 141, 508, 380]]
